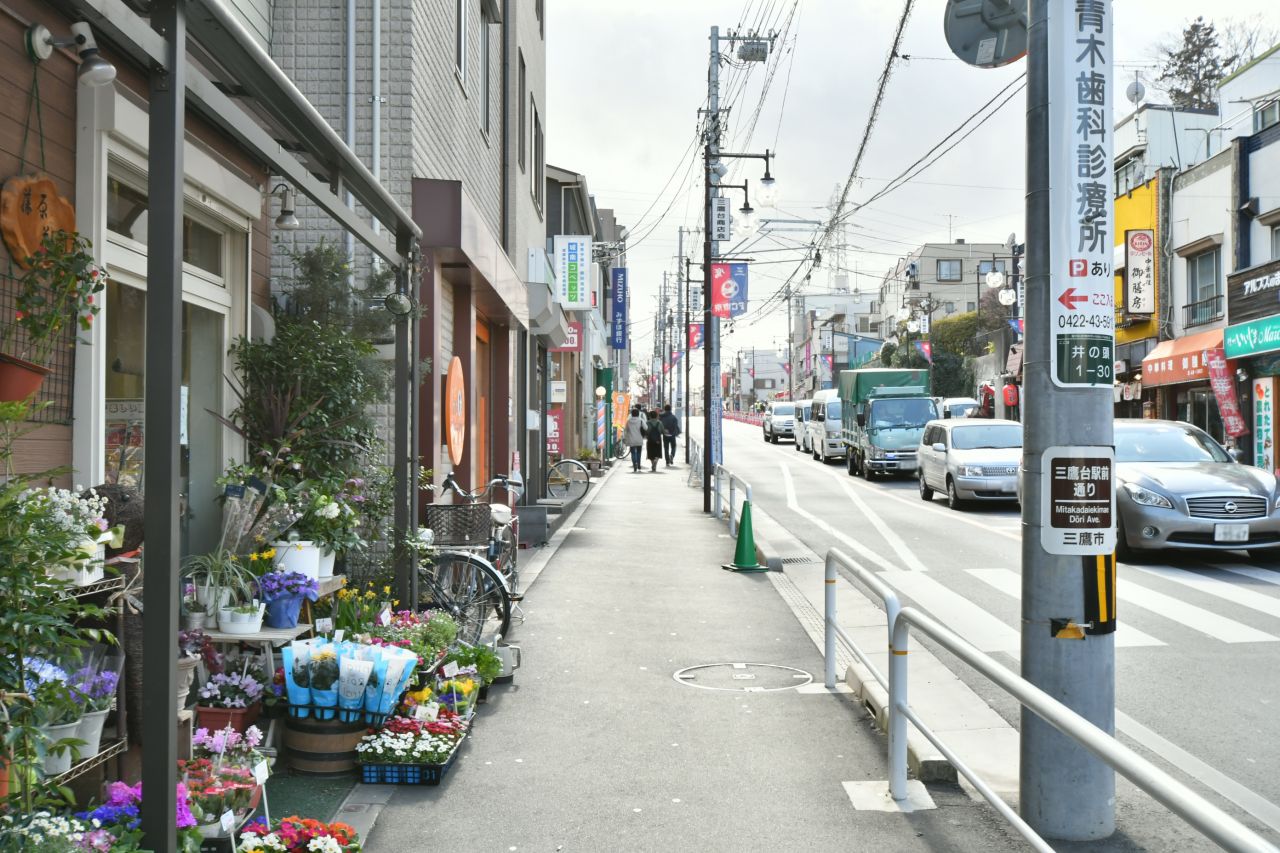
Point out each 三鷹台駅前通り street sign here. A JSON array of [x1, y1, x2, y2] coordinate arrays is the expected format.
[[1040, 445, 1115, 556]]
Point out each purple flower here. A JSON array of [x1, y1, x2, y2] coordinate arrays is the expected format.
[[256, 570, 320, 602]]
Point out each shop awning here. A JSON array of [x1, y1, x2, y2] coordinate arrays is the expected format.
[[1141, 328, 1225, 386]]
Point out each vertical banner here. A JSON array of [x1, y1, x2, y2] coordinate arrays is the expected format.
[[688, 323, 704, 349], [1124, 230, 1155, 314], [610, 268, 628, 349], [553, 235, 592, 309], [914, 341, 933, 364], [710, 263, 749, 318], [612, 392, 631, 429], [1204, 348, 1248, 437], [546, 406, 563, 455], [1255, 378, 1275, 472], [712, 197, 732, 242], [1048, 1, 1115, 387]]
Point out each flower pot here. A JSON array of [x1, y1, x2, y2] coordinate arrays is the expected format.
[[195, 702, 261, 734], [272, 540, 320, 581], [38, 720, 82, 777], [74, 709, 110, 759], [183, 611, 207, 631], [177, 655, 199, 714], [195, 585, 232, 610], [218, 609, 264, 634], [264, 594, 304, 629], [318, 549, 336, 579], [0, 352, 50, 402]]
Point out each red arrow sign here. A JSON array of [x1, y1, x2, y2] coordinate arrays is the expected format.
[[1058, 287, 1087, 310]]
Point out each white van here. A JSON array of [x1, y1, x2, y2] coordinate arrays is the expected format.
[[805, 389, 845, 463], [792, 399, 813, 453]]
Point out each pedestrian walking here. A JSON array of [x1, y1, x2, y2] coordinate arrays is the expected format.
[[644, 409, 663, 472], [659, 403, 681, 467], [623, 407, 645, 472]]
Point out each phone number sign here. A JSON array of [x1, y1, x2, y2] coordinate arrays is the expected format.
[[1048, 0, 1115, 387], [1040, 446, 1115, 556]]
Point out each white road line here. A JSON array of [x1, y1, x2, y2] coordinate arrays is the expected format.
[[1137, 565, 1280, 620], [1214, 565, 1280, 586], [877, 570, 1022, 652], [778, 461, 904, 573], [1115, 709, 1280, 836], [834, 478, 932, 572], [967, 569, 1166, 648], [1119, 579, 1278, 644]]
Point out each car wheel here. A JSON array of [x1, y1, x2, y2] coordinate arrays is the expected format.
[[847, 453, 857, 476], [919, 472, 934, 501], [762, 430, 769, 443], [861, 455, 874, 480], [946, 477, 964, 511]]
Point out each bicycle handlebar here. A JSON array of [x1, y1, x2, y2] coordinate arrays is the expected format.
[[435, 472, 522, 503]]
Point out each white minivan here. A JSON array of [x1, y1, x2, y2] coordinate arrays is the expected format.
[[806, 389, 845, 463]]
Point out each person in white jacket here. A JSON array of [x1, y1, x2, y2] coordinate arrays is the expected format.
[[623, 407, 646, 472]]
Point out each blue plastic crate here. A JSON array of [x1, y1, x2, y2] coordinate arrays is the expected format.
[[359, 746, 460, 786]]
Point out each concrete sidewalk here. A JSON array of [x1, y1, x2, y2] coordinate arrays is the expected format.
[[360, 459, 1027, 852]]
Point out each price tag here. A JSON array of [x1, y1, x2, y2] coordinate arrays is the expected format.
[[334, 629, 345, 643], [442, 661, 459, 678], [253, 760, 270, 784], [376, 607, 392, 627], [220, 810, 236, 833], [316, 617, 334, 634], [413, 701, 439, 721]]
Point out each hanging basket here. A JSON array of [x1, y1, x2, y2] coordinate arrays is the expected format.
[[0, 353, 49, 402]]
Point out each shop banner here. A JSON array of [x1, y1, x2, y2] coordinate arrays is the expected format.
[[1254, 377, 1275, 473], [1204, 348, 1248, 438], [550, 320, 582, 352], [553, 235, 592, 309], [1125, 230, 1155, 314], [710, 262, 748, 318], [688, 323, 704, 349], [610, 268, 628, 350], [612, 392, 631, 429], [1225, 315, 1280, 360], [546, 406, 564, 455]]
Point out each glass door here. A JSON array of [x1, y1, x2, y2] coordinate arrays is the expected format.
[[1175, 386, 1224, 445]]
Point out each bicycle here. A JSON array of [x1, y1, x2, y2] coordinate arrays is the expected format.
[[546, 458, 590, 501], [433, 471, 522, 599]]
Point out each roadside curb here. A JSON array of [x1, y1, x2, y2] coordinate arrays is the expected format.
[[843, 662, 955, 783]]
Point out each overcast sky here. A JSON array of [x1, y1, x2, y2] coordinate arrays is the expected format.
[[546, 1, 1279, 389]]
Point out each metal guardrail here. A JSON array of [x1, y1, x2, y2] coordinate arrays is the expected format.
[[687, 436, 703, 488], [821, 548, 1278, 853], [713, 464, 753, 537]]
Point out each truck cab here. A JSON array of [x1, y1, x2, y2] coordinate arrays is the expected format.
[[838, 369, 938, 479]]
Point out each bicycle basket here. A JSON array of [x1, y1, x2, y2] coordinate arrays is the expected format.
[[422, 503, 491, 547]]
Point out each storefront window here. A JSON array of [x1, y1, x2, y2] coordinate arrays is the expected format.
[[106, 177, 226, 279], [1175, 386, 1224, 446]]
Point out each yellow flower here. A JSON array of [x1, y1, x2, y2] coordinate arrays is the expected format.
[[457, 678, 475, 696], [383, 585, 391, 595], [364, 590, 376, 599], [249, 551, 262, 562], [393, 599, 400, 607], [263, 548, 277, 559]]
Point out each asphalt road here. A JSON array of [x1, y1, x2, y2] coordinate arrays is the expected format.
[[708, 416, 1280, 846]]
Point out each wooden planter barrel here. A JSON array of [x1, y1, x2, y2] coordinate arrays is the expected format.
[[283, 715, 366, 775]]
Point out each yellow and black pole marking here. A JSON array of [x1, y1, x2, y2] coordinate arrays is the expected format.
[[1082, 552, 1117, 635]]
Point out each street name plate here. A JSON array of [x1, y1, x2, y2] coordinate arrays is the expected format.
[[1040, 446, 1115, 556], [1048, 0, 1115, 387]]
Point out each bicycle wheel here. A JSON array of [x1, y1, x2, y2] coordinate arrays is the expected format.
[[495, 524, 519, 594], [547, 459, 590, 501], [417, 552, 511, 644]]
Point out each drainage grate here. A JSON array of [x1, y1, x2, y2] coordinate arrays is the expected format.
[[780, 556, 817, 565]]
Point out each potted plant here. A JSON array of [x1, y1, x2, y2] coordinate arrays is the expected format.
[[0, 230, 105, 401], [177, 629, 208, 714], [195, 669, 265, 733], [218, 600, 265, 634], [32, 677, 84, 777], [182, 593, 209, 631], [71, 654, 123, 758], [238, 815, 363, 852], [258, 570, 320, 629], [182, 549, 254, 613]]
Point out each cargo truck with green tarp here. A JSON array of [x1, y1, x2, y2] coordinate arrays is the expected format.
[[838, 368, 938, 479]]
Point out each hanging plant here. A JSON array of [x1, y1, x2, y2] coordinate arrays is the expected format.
[[3, 229, 104, 367]]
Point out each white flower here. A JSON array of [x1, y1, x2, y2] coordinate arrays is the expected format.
[[308, 837, 343, 853]]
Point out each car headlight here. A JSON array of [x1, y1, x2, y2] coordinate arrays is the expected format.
[[1122, 483, 1173, 509], [867, 446, 885, 459], [958, 465, 984, 477]]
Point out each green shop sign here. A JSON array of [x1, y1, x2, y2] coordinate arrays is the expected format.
[[1225, 316, 1280, 359]]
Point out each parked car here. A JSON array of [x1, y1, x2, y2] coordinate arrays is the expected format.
[[940, 396, 980, 419], [806, 389, 846, 463], [762, 401, 796, 443], [793, 399, 813, 453], [918, 418, 1022, 509], [1113, 419, 1280, 560]]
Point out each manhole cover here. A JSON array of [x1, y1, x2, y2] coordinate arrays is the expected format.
[[672, 662, 813, 692]]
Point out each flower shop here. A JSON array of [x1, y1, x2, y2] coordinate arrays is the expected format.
[[0, 3, 448, 849]]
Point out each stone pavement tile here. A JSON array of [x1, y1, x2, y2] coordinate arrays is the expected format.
[[362, 464, 1028, 852]]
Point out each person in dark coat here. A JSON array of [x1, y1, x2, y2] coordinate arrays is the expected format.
[[659, 403, 681, 467], [644, 409, 663, 472]]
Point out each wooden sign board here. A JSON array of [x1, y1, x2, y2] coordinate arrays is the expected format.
[[0, 173, 75, 269]]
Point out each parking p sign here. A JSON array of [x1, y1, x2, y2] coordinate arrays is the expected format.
[[1040, 446, 1115, 556]]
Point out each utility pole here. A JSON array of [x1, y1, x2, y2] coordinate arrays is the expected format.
[[676, 226, 685, 425], [701, 23, 721, 513], [685, 255, 695, 463], [661, 273, 669, 407], [786, 282, 794, 402]]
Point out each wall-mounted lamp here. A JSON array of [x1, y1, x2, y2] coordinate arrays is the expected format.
[[26, 22, 116, 87], [270, 183, 300, 230]]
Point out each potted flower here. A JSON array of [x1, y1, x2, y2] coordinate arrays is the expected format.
[[195, 669, 265, 733], [20, 486, 118, 586], [177, 628, 215, 715], [183, 549, 255, 613], [180, 758, 260, 837], [71, 653, 123, 758], [237, 815, 362, 852], [258, 570, 320, 629], [192, 723, 266, 767], [278, 485, 364, 580], [76, 780, 200, 850], [0, 230, 105, 401], [308, 646, 340, 720], [355, 714, 468, 785], [219, 600, 266, 634], [31, 676, 84, 777], [182, 588, 210, 631]]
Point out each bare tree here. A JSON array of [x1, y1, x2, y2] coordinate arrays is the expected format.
[[1221, 14, 1280, 76]]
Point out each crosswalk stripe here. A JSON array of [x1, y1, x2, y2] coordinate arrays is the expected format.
[[779, 462, 903, 573], [1118, 578, 1278, 643], [1213, 565, 1280, 586], [966, 569, 1165, 647], [877, 571, 1021, 652], [1137, 565, 1280, 620]]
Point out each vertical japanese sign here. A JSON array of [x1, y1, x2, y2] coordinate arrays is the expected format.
[[710, 263, 749, 318], [610, 268, 628, 350], [1204, 348, 1248, 437], [712, 197, 732, 242], [1124, 230, 1155, 314], [1040, 446, 1116, 555], [553, 235, 592, 310], [1254, 378, 1275, 472], [688, 323, 704, 349], [546, 406, 563, 455], [1049, 1, 1115, 387]]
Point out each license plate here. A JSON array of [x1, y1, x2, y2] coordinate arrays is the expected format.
[[885, 453, 897, 460], [1214, 523, 1249, 543]]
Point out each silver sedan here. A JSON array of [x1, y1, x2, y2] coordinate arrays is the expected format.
[[1115, 419, 1280, 560]]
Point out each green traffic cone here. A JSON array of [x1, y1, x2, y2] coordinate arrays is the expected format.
[[723, 499, 767, 572]]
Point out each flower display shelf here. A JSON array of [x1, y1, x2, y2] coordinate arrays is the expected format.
[[358, 737, 464, 787], [47, 737, 127, 788], [69, 575, 125, 599]]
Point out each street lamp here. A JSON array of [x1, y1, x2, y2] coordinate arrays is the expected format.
[[736, 196, 759, 237]]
